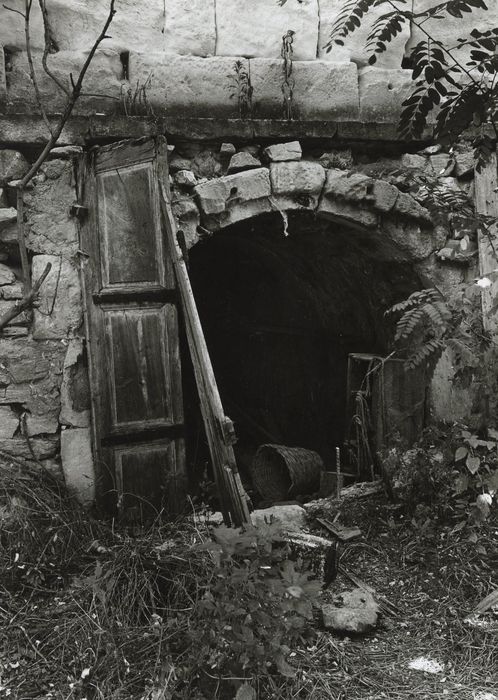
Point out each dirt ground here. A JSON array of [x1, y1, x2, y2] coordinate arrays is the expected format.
[[0, 467, 496, 700], [277, 495, 498, 700]]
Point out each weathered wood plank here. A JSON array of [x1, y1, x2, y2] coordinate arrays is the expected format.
[[160, 182, 251, 527], [79, 137, 186, 517], [474, 151, 498, 335]]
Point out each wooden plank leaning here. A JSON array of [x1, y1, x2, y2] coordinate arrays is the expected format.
[[159, 181, 252, 527]]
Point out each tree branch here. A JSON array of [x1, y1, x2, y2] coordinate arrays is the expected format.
[[38, 0, 70, 97], [0, 262, 51, 331], [8, 0, 116, 302], [24, 0, 53, 136]]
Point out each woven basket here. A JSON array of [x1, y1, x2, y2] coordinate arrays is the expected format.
[[251, 444, 323, 501]]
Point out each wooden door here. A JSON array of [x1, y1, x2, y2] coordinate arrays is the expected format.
[[79, 137, 186, 519]]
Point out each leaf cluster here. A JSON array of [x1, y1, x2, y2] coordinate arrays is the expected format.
[[324, 0, 498, 165], [228, 60, 254, 118], [386, 288, 451, 369], [190, 522, 321, 686]]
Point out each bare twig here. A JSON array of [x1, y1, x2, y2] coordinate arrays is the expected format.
[[24, 0, 53, 135], [16, 188, 31, 296], [38, 0, 69, 97], [2, 3, 26, 18], [0, 262, 51, 331], [8, 0, 116, 300], [20, 0, 116, 190]]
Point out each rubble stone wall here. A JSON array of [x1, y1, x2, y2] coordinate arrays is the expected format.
[[0, 1, 497, 122], [0, 137, 481, 501]]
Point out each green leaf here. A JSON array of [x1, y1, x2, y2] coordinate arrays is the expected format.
[[455, 446, 469, 462], [274, 651, 296, 678], [484, 469, 498, 492], [235, 683, 256, 700], [466, 455, 481, 474], [454, 473, 470, 494]]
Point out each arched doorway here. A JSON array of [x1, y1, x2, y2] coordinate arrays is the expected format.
[[185, 210, 422, 487]]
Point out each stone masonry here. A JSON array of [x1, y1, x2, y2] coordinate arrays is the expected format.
[[0, 138, 478, 502], [0, 1, 497, 121]]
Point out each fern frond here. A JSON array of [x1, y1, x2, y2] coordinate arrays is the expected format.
[[405, 339, 446, 370], [386, 288, 441, 319], [394, 306, 425, 343]]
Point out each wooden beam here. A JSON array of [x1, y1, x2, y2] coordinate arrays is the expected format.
[[159, 182, 251, 527], [475, 151, 498, 335]]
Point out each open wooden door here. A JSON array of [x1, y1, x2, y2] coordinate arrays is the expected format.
[[79, 137, 186, 519]]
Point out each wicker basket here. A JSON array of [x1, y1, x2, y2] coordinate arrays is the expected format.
[[251, 444, 323, 501]]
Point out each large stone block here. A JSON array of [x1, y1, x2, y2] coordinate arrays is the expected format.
[[24, 159, 79, 256], [7, 49, 124, 114], [46, 0, 166, 53], [195, 168, 271, 216], [32, 255, 82, 339], [318, 0, 411, 68], [358, 67, 413, 123], [0, 437, 57, 460], [270, 161, 325, 196], [216, 0, 319, 60], [0, 406, 19, 438], [322, 168, 374, 202], [249, 59, 359, 120], [129, 54, 246, 116], [61, 428, 95, 505], [205, 198, 273, 230], [394, 191, 432, 223], [172, 195, 201, 249], [405, 0, 498, 66], [317, 197, 378, 230], [0, 208, 17, 230], [164, 0, 216, 56], [0, 150, 29, 185], [0, 263, 15, 285], [0, 0, 45, 50], [0, 338, 60, 385], [264, 141, 302, 162], [382, 219, 442, 260], [372, 180, 399, 213]]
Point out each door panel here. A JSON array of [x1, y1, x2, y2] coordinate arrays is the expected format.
[[97, 164, 163, 287], [80, 137, 186, 518]]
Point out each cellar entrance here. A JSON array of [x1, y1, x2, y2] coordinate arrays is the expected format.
[[186, 211, 423, 486]]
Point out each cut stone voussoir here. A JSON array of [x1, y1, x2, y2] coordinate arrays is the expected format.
[[264, 141, 302, 162]]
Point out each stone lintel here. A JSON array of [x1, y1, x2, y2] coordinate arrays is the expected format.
[[0, 114, 436, 147]]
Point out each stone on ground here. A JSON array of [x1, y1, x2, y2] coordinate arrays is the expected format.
[[322, 588, 379, 634]]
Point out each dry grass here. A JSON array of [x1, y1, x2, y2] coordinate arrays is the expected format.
[[0, 456, 496, 699]]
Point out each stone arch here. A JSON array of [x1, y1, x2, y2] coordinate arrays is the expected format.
[[184, 204, 426, 473], [185, 161, 446, 262]]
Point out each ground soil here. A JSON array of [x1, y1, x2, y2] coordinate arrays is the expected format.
[[280, 494, 498, 700]]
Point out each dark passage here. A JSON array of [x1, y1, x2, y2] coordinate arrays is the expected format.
[[186, 211, 421, 478]]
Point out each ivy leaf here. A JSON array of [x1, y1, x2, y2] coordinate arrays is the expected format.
[[455, 446, 469, 461]]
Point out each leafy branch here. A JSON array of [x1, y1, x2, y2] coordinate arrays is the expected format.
[[325, 0, 498, 165]]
